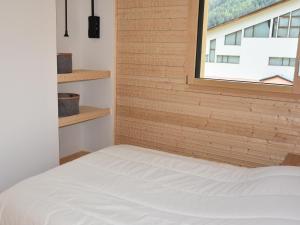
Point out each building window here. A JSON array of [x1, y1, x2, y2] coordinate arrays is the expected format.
[[205, 54, 209, 62], [290, 9, 300, 38], [278, 13, 290, 37], [272, 9, 300, 38], [269, 57, 296, 67], [225, 30, 242, 45], [244, 20, 270, 38], [209, 39, 216, 63], [217, 55, 240, 64], [272, 17, 278, 37]]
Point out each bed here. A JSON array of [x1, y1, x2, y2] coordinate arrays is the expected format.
[[0, 145, 300, 225]]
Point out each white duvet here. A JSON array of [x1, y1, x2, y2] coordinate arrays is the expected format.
[[0, 145, 300, 225]]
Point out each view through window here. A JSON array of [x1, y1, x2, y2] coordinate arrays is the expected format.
[[196, 0, 300, 85]]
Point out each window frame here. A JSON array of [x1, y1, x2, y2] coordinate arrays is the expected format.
[[244, 20, 271, 38], [225, 30, 242, 45], [272, 9, 300, 38], [217, 55, 240, 64], [269, 57, 296, 67], [272, 17, 279, 38], [209, 39, 216, 63], [290, 9, 300, 38], [186, 0, 300, 96], [277, 13, 290, 38]]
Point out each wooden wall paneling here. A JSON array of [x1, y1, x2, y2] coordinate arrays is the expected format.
[[116, 89, 300, 136], [118, 30, 188, 43], [117, 0, 188, 9], [116, 116, 295, 164], [116, 104, 300, 147], [118, 6, 188, 20], [118, 42, 187, 55], [118, 18, 187, 31], [116, 0, 300, 167], [118, 53, 186, 66], [116, 118, 272, 167]]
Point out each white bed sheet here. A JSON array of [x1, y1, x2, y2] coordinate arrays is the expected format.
[[0, 145, 300, 225]]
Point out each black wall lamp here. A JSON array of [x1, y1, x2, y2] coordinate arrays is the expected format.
[[63, 0, 100, 39], [89, 0, 100, 38], [64, 0, 69, 37]]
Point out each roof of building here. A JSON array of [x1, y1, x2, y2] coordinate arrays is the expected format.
[[209, 0, 291, 30], [260, 75, 292, 83]]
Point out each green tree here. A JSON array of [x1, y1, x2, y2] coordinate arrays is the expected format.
[[208, 0, 281, 28]]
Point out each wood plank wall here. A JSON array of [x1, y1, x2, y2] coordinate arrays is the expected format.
[[116, 0, 300, 167]]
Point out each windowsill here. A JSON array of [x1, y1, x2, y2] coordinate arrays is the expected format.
[[186, 77, 300, 102]]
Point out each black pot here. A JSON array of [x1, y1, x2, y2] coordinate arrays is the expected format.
[[57, 53, 72, 74], [58, 93, 80, 117]]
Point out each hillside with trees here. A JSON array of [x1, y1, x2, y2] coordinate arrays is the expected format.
[[208, 0, 281, 28]]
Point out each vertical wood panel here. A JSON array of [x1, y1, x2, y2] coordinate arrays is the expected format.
[[116, 0, 300, 167]]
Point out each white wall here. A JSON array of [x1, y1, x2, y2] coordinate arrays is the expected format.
[[0, 0, 59, 192], [205, 0, 300, 82], [56, 0, 115, 157]]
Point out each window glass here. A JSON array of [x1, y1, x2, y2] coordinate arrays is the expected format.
[[269, 57, 296, 67], [196, 0, 298, 85], [271, 9, 300, 38], [292, 9, 300, 16], [223, 56, 228, 63], [245, 21, 270, 37], [290, 58, 296, 67], [290, 9, 300, 38], [210, 39, 216, 48], [277, 13, 290, 38], [205, 54, 209, 62], [228, 56, 240, 64], [283, 58, 290, 66], [225, 30, 242, 45], [277, 28, 288, 37], [216, 55, 222, 63], [291, 17, 300, 26], [272, 17, 278, 37], [244, 26, 253, 37], [217, 55, 240, 64], [279, 13, 290, 27], [269, 57, 282, 66], [225, 33, 236, 45], [290, 28, 300, 38], [209, 39, 216, 63], [253, 21, 270, 37], [209, 51, 215, 62], [236, 31, 242, 45]]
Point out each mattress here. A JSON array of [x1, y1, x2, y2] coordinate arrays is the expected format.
[[0, 145, 300, 225]]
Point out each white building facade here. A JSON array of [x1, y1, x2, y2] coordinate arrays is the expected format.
[[205, 0, 300, 84]]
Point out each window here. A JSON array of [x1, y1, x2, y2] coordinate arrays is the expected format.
[[272, 17, 278, 37], [194, 0, 299, 87], [209, 39, 216, 63], [272, 9, 300, 38], [225, 30, 242, 45], [290, 9, 300, 38], [217, 55, 240, 64], [269, 57, 296, 67], [278, 13, 290, 38], [244, 20, 270, 38]]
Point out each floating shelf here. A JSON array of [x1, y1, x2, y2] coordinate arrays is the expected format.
[[59, 106, 110, 128], [58, 70, 111, 83]]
